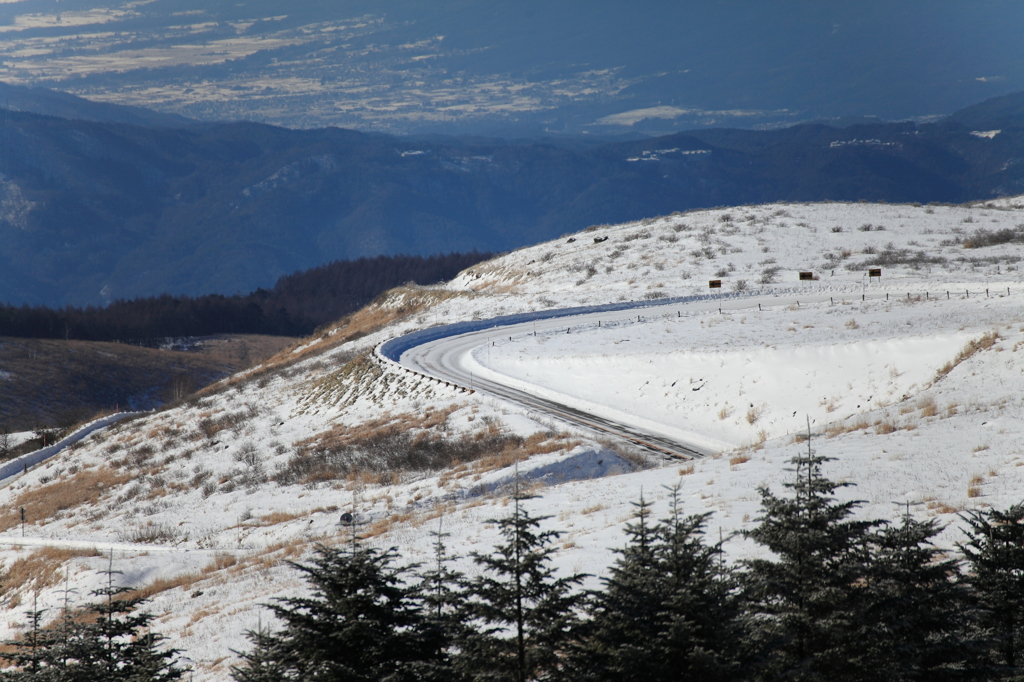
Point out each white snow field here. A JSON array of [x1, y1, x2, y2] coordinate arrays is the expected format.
[[1, 198, 1024, 679]]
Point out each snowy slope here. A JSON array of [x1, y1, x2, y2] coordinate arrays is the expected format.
[[1, 198, 1023, 680]]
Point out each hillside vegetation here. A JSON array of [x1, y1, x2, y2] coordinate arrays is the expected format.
[[1, 198, 1023, 680], [0, 334, 294, 433]]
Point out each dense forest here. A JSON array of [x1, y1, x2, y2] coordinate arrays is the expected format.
[[0, 251, 491, 342], [6, 450, 1024, 680]]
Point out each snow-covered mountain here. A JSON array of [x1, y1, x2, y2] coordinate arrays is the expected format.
[[3, 197, 1024, 679]]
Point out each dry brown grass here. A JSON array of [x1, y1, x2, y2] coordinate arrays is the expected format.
[[678, 464, 695, 476], [926, 499, 961, 515], [874, 419, 898, 435], [246, 539, 309, 572], [0, 467, 133, 531], [258, 511, 306, 526], [729, 454, 751, 467], [367, 511, 418, 538], [299, 407, 459, 453], [468, 431, 580, 476], [0, 547, 102, 601], [826, 417, 871, 438], [287, 409, 578, 488], [243, 506, 339, 528], [205, 286, 469, 396], [132, 553, 239, 601], [363, 502, 458, 539], [918, 397, 938, 417], [746, 405, 763, 425], [967, 474, 986, 499], [935, 331, 1000, 381], [824, 423, 845, 438]]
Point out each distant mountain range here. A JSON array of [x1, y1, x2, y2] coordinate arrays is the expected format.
[[1, 89, 1022, 306], [0, 82, 195, 129]]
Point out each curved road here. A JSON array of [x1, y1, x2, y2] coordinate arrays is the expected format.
[[382, 283, 1010, 460], [387, 290, 841, 459]]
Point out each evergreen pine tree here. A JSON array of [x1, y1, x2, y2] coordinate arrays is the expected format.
[[230, 623, 290, 682], [459, 487, 585, 682], [655, 486, 742, 679], [231, 543, 445, 682], [0, 604, 69, 682], [960, 502, 1024, 680], [741, 444, 881, 682], [576, 487, 741, 682], [0, 567, 182, 681], [855, 509, 980, 682], [571, 494, 660, 682], [410, 517, 469, 682], [84, 583, 183, 681]]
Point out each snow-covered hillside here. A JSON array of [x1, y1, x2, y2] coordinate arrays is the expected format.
[[2, 198, 1024, 679]]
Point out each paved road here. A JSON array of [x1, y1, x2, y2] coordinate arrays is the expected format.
[[0, 411, 144, 486], [388, 291, 842, 459], [382, 283, 1011, 459]]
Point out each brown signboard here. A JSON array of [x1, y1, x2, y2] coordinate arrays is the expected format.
[[799, 271, 814, 281], [708, 280, 722, 289], [869, 268, 882, 278]]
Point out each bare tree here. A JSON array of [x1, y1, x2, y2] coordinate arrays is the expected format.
[[164, 374, 197, 404]]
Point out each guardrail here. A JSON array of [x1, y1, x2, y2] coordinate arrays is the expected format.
[[374, 283, 1016, 397], [377, 291, 744, 362], [0, 412, 145, 484]]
